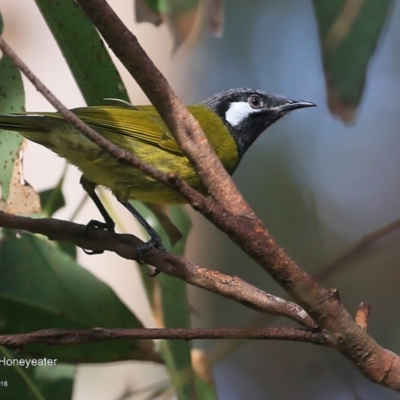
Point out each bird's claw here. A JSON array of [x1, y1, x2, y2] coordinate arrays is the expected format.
[[83, 219, 115, 255], [86, 219, 115, 232], [135, 238, 165, 278]]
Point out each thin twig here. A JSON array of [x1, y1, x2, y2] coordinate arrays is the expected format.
[[0, 327, 324, 347], [317, 217, 400, 281]]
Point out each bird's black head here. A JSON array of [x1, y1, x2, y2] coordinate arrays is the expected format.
[[203, 88, 315, 159]]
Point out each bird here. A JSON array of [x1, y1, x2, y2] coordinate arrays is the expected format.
[[0, 88, 315, 256]]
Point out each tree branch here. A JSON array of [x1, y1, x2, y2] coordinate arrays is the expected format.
[[0, 211, 314, 328], [0, 327, 323, 348]]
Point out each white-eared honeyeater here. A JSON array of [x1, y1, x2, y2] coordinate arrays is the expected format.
[[0, 88, 315, 255]]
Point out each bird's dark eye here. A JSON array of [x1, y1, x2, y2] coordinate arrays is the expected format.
[[248, 94, 263, 109]]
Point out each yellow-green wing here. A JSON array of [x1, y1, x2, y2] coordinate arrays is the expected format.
[[70, 104, 234, 158], [0, 103, 238, 171], [70, 105, 192, 156]]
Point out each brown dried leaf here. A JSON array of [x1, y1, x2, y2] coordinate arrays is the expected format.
[[191, 349, 215, 384], [204, 0, 224, 37], [0, 141, 41, 215], [169, 6, 200, 51], [135, 0, 164, 26]]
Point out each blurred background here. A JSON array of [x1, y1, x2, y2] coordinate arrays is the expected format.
[[1, 0, 400, 399]]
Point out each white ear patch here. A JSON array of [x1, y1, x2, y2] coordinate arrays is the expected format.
[[225, 101, 255, 127]]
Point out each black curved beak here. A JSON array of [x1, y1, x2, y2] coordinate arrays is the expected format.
[[278, 99, 316, 112]]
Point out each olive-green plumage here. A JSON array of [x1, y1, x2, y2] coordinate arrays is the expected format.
[[0, 88, 315, 206], [0, 105, 237, 204]]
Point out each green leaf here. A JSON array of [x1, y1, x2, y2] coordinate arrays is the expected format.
[[34, 363, 75, 400], [169, 205, 192, 248], [139, 0, 199, 15], [39, 183, 78, 258], [0, 230, 159, 363], [313, 0, 393, 122], [158, 274, 195, 400], [159, 278, 217, 399], [195, 374, 218, 400], [39, 191, 78, 260], [56, 240, 77, 260], [158, 208, 217, 399], [0, 33, 25, 201], [38, 167, 78, 258], [34, 0, 129, 105], [39, 185, 65, 218]]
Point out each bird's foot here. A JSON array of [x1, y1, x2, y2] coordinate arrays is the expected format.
[[135, 237, 165, 259], [83, 219, 115, 255], [135, 237, 165, 277]]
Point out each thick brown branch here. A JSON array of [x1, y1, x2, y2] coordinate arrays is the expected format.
[[0, 327, 323, 347], [187, 201, 400, 390], [0, 211, 314, 328]]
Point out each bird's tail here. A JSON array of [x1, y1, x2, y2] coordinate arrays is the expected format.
[[0, 114, 58, 132], [0, 114, 63, 146]]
